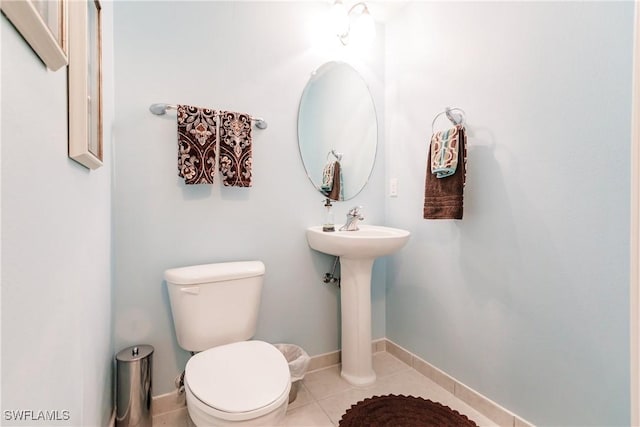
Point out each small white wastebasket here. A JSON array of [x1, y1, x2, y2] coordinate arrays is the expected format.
[[274, 343, 310, 403]]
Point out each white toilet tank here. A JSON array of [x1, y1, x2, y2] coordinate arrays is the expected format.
[[165, 261, 265, 352]]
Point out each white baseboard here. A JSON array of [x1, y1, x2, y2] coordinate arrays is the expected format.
[[385, 339, 534, 427], [152, 389, 186, 417]]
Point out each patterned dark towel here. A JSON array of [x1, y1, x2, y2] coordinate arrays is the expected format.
[[423, 125, 467, 219], [218, 111, 253, 187], [177, 105, 218, 184]]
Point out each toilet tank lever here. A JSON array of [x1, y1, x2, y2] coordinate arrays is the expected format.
[[180, 287, 200, 295]]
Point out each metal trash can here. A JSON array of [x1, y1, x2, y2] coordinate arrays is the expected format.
[[116, 345, 154, 427]]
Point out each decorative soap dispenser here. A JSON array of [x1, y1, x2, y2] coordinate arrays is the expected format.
[[323, 199, 335, 232]]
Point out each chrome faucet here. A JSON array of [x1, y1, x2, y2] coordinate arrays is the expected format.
[[340, 206, 364, 231]]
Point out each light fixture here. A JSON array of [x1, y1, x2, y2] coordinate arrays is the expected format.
[[331, 1, 376, 46]]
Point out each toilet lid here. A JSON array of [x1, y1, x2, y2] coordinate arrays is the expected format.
[[185, 340, 290, 414]]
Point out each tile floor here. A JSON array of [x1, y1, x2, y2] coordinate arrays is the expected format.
[[153, 352, 497, 426]]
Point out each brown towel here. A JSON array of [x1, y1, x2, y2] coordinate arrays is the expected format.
[[177, 105, 218, 184], [328, 161, 342, 201], [423, 125, 467, 219], [218, 111, 253, 187]]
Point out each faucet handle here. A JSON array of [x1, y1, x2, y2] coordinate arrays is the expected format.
[[348, 206, 364, 218]]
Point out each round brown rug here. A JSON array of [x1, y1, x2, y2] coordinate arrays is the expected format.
[[338, 394, 479, 427]]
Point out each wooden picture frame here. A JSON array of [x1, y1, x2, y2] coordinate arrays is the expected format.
[[68, 0, 103, 170], [1, 0, 68, 71]]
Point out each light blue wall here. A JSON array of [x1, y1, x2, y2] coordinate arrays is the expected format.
[[112, 1, 386, 395], [385, 2, 634, 425], [1, 3, 114, 426]]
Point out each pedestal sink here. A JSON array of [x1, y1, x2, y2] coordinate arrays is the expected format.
[[306, 225, 410, 386]]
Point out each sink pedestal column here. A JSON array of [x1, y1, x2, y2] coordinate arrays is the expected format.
[[339, 257, 376, 387]]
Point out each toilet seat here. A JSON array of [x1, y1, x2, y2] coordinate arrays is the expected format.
[[185, 340, 291, 422]]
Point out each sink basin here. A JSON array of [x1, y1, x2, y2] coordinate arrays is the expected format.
[[306, 225, 410, 259], [306, 224, 410, 387]]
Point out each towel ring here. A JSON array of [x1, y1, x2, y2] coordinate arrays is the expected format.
[[327, 149, 343, 162], [431, 107, 466, 133]]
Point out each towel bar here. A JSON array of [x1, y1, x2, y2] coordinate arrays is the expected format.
[[149, 103, 268, 130]]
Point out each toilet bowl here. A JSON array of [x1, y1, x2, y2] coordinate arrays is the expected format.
[[165, 261, 291, 426], [184, 341, 290, 426]]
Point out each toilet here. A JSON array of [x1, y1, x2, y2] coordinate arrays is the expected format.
[[165, 261, 291, 426]]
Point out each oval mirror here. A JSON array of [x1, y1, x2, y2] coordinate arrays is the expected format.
[[297, 62, 378, 201]]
